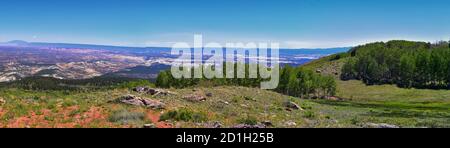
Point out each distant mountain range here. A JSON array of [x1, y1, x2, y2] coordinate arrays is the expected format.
[[0, 40, 169, 53], [0, 40, 350, 52]]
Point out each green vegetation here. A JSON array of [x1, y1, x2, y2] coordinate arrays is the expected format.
[[159, 108, 207, 123], [276, 65, 336, 98], [109, 109, 146, 124], [342, 40, 450, 89], [156, 63, 267, 89], [0, 80, 448, 128], [237, 115, 258, 125], [156, 64, 336, 99], [0, 40, 449, 128]]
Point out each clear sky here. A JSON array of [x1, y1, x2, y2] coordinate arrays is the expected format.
[[0, 0, 449, 48]]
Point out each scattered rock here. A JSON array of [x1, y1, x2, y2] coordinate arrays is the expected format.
[[143, 124, 156, 128], [183, 94, 207, 102], [149, 89, 175, 96], [116, 95, 165, 109], [244, 96, 256, 101], [204, 121, 223, 128], [283, 101, 303, 110], [232, 124, 266, 128], [133, 86, 149, 93], [363, 123, 400, 128], [326, 96, 344, 101], [219, 100, 230, 105], [133, 87, 176, 96], [316, 69, 322, 73], [284, 121, 297, 127], [0, 98, 5, 106], [261, 121, 273, 127], [240, 104, 249, 108]]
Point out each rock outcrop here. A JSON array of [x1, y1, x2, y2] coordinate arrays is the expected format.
[[133, 87, 176, 96], [232, 124, 266, 128], [204, 121, 223, 128], [363, 123, 400, 128], [116, 95, 165, 109], [284, 101, 303, 110], [183, 94, 207, 102], [284, 121, 297, 127]]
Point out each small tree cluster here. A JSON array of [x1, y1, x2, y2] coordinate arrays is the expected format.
[[277, 65, 336, 98]]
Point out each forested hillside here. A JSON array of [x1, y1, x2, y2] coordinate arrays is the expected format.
[[341, 40, 450, 89]]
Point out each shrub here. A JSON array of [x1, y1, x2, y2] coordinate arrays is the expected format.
[[303, 111, 316, 119], [116, 80, 154, 89], [237, 115, 258, 125], [108, 109, 146, 124], [159, 108, 207, 122]]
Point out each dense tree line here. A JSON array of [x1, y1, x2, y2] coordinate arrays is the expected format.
[[341, 40, 450, 89], [156, 63, 336, 98]]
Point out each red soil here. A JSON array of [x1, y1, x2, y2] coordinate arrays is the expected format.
[[0, 108, 4, 127], [3, 106, 119, 128], [1, 105, 172, 128], [147, 110, 172, 128]]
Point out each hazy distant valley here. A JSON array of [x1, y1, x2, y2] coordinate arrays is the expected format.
[[0, 41, 348, 82], [0, 41, 174, 82]]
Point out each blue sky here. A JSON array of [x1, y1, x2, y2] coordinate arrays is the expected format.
[[0, 0, 449, 48]]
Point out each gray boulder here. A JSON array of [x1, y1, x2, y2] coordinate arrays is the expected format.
[[117, 95, 165, 109], [204, 121, 223, 128], [363, 123, 400, 128], [232, 124, 266, 128], [183, 94, 207, 102], [284, 101, 303, 110], [133, 87, 176, 96]]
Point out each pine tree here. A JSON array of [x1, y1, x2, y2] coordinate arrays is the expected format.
[[278, 65, 292, 94], [341, 58, 357, 80], [156, 71, 171, 88], [399, 54, 416, 88]]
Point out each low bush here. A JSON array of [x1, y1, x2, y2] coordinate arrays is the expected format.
[[159, 108, 207, 122], [108, 109, 146, 124]]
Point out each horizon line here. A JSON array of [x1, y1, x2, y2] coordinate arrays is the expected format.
[[1, 38, 448, 49]]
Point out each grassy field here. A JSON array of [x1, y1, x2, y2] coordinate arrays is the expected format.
[[303, 54, 450, 127]]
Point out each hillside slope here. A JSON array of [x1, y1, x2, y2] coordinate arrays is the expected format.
[[302, 44, 450, 127], [0, 44, 449, 128]]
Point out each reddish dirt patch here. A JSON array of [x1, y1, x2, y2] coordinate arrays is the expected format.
[[0, 108, 4, 127], [0, 108, 4, 117], [7, 109, 52, 128], [4, 106, 121, 128], [147, 111, 172, 128]]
